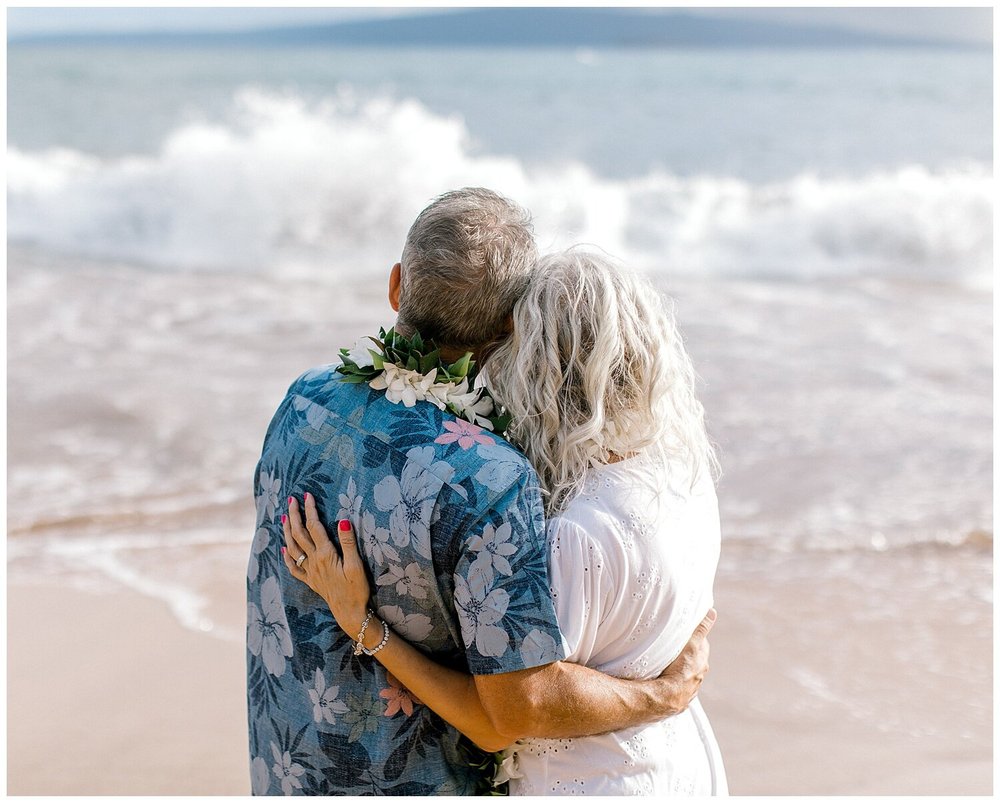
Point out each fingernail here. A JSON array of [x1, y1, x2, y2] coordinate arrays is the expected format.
[[338, 519, 351, 532], [281, 514, 287, 524], [304, 492, 312, 501], [281, 546, 286, 555], [287, 496, 294, 504], [707, 608, 717, 622]]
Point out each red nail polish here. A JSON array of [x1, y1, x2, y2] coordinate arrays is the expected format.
[[287, 496, 294, 504], [338, 519, 351, 532], [281, 546, 286, 555], [281, 514, 288, 524], [304, 492, 312, 501]]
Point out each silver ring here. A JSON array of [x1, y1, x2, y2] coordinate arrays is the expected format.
[[295, 554, 307, 568]]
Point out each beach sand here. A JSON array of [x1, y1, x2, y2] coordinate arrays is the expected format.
[[706, 544, 993, 796], [7, 542, 991, 795], [7, 579, 250, 795]]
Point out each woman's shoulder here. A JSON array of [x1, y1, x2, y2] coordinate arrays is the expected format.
[[548, 455, 719, 556], [545, 480, 631, 571], [555, 454, 676, 516]]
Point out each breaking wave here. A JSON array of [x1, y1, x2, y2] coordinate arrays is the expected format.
[[7, 87, 992, 283]]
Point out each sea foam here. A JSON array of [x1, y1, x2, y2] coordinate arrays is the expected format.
[[7, 87, 992, 284]]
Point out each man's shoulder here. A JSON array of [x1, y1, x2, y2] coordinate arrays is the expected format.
[[398, 413, 536, 500], [283, 363, 538, 504], [284, 363, 356, 407], [282, 362, 391, 429]]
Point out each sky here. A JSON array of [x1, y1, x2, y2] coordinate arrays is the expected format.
[[5, 5, 994, 45]]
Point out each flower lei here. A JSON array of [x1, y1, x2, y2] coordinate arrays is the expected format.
[[337, 327, 511, 435]]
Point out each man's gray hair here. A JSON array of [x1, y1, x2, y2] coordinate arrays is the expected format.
[[398, 188, 538, 348]]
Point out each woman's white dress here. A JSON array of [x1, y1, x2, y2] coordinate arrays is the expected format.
[[504, 454, 728, 796]]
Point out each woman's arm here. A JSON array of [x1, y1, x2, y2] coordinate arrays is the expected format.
[[282, 494, 512, 752]]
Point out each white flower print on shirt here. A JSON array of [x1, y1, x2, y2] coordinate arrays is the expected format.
[[454, 573, 511, 658], [336, 477, 363, 529], [473, 444, 523, 492], [247, 526, 270, 582], [468, 521, 517, 585], [308, 668, 349, 725], [256, 469, 281, 523], [379, 604, 434, 642], [520, 628, 563, 666], [376, 562, 431, 600], [373, 446, 455, 559], [360, 510, 399, 567], [270, 742, 306, 795], [292, 394, 329, 430], [247, 576, 294, 676], [251, 755, 271, 795]]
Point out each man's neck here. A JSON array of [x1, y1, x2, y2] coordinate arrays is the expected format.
[[391, 320, 481, 363]]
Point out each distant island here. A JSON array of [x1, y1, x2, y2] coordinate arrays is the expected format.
[[9, 8, 983, 49]]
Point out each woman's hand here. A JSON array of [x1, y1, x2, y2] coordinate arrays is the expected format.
[[285, 494, 512, 751], [281, 493, 371, 639]]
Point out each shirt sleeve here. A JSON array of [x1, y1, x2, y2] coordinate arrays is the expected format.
[[452, 473, 567, 675], [545, 517, 615, 664]]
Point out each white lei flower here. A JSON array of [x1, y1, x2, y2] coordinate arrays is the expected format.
[[344, 339, 375, 368], [370, 364, 496, 430], [369, 362, 437, 408], [430, 377, 495, 429]]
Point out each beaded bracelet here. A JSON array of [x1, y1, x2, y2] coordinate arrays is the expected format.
[[361, 618, 390, 656], [353, 610, 374, 657]]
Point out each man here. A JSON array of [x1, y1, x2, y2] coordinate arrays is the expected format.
[[246, 188, 714, 795]]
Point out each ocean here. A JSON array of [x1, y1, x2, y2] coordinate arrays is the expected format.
[[6, 42, 992, 793]]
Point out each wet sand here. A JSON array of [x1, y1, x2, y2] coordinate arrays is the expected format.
[[7, 580, 249, 795], [8, 543, 992, 795]]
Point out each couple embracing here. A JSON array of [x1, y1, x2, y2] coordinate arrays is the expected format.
[[246, 188, 727, 795]]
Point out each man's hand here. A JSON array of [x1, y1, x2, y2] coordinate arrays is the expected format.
[[656, 608, 716, 715]]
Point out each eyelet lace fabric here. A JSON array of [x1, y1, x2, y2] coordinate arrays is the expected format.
[[504, 454, 729, 796]]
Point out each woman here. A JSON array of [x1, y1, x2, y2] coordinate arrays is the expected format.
[[283, 248, 727, 794]]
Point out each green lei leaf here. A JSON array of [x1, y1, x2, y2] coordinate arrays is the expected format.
[[336, 327, 509, 436]]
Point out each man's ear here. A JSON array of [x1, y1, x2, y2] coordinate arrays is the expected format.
[[503, 313, 514, 335], [388, 263, 402, 312]]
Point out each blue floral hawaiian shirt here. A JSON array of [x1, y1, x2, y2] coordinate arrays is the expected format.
[[247, 362, 566, 795]]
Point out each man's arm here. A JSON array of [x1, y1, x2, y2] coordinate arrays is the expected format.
[[474, 609, 715, 741], [285, 495, 714, 749], [448, 471, 714, 742]]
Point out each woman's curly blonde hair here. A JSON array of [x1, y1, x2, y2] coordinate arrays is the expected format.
[[485, 246, 719, 516]]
